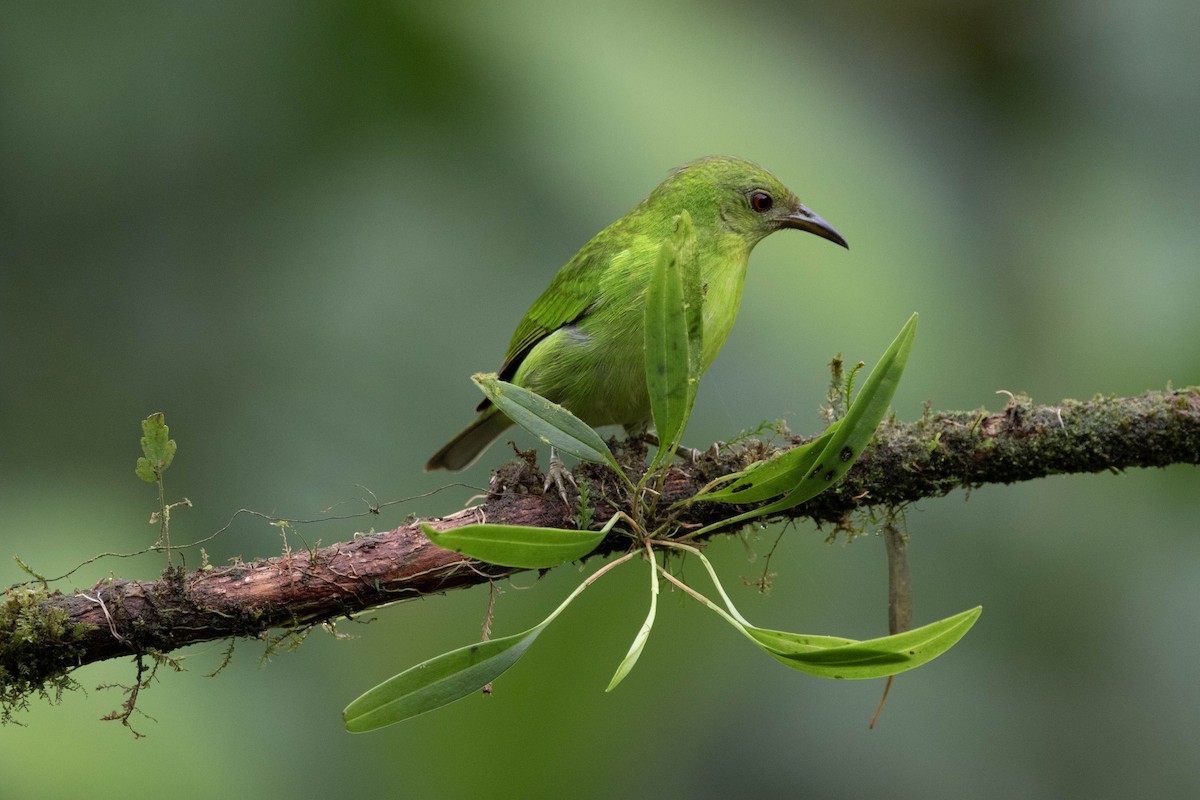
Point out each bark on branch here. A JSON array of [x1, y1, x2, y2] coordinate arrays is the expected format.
[[3, 389, 1198, 707]]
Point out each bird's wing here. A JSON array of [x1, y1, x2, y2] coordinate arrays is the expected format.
[[471, 244, 613, 413], [498, 244, 612, 381]]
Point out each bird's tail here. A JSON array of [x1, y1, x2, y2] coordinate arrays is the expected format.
[[425, 408, 513, 471]]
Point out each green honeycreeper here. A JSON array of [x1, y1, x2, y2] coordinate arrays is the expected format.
[[426, 155, 847, 473]]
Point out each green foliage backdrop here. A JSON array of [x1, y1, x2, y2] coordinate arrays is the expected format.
[[2, 2, 1197, 798]]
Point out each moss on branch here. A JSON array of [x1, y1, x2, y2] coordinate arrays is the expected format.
[[2, 387, 1197, 721]]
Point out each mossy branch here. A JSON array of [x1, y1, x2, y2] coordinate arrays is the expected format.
[[2, 388, 1198, 716]]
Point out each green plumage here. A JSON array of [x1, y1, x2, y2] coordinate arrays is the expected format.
[[427, 156, 847, 471]]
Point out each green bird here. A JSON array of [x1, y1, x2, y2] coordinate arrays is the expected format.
[[426, 155, 847, 478]]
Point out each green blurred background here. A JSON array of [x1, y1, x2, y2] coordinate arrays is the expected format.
[[2, 1, 1198, 798]]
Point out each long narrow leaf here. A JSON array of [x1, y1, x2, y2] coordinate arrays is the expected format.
[[771, 312, 918, 509], [343, 625, 545, 731], [645, 211, 700, 470], [421, 514, 618, 569], [473, 373, 620, 472], [750, 606, 981, 680], [679, 217, 704, 382], [744, 628, 858, 653], [606, 550, 659, 691], [691, 314, 917, 535], [344, 549, 638, 732], [662, 544, 979, 682], [698, 423, 840, 504]]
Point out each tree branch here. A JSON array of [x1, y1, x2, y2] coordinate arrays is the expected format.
[[3, 389, 1197, 707]]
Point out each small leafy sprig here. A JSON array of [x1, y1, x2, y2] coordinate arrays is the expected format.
[[135, 412, 188, 565], [343, 212, 979, 732]]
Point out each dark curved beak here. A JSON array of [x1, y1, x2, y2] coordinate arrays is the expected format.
[[780, 204, 848, 249]]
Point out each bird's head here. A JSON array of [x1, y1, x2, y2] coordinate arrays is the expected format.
[[654, 156, 848, 250]]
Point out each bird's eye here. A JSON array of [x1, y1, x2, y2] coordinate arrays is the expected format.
[[749, 192, 773, 213]]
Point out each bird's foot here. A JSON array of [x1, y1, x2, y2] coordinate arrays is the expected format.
[[643, 434, 723, 464], [674, 441, 723, 463], [543, 449, 577, 506]]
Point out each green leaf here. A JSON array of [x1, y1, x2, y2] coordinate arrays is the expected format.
[[692, 313, 917, 534], [135, 412, 176, 484], [644, 211, 702, 470], [679, 220, 704, 383], [343, 625, 545, 732], [749, 606, 981, 680], [665, 544, 979, 682], [777, 312, 917, 503], [743, 628, 858, 653], [344, 545, 638, 731], [698, 423, 840, 504], [605, 551, 659, 691], [473, 373, 620, 473], [420, 514, 617, 569]]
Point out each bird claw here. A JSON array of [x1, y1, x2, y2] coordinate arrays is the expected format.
[[674, 441, 723, 463], [543, 450, 577, 506]]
